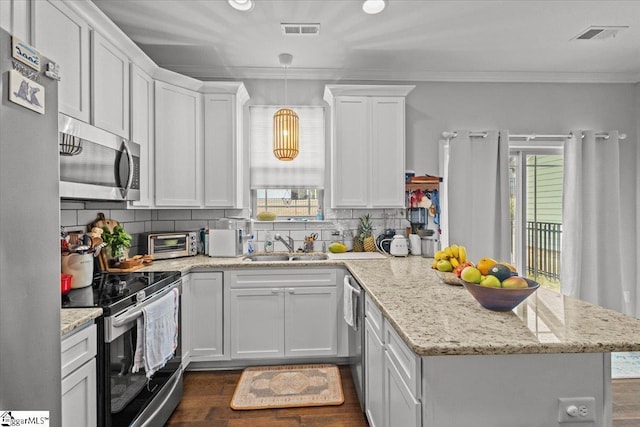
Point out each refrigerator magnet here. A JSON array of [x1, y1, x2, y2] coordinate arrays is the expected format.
[[9, 70, 45, 115]]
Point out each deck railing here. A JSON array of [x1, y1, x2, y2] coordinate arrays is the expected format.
[[526, 221, 562, 280]]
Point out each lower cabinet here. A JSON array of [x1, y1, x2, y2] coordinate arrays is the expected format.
[[364, 294, 421, 427], [365, 317, 385, 427], [384, 352, 421, 427], [182, 272, 226, 364], [229, 269, 339, 360], [61, 324, 97, 427]]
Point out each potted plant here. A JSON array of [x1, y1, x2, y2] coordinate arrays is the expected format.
[[102, 225, 132, 263]]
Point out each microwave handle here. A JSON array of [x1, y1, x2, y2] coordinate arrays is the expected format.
[[119, 140, 134, 199]]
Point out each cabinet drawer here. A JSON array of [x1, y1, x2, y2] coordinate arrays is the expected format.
[[365, 294, 384, 339], [62, 324, 97, 379], [384, 319, 421, 399], [229, 269, 337, 289]]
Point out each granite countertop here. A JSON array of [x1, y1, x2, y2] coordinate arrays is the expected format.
[[139, 254, 640, 356], [61, 307, 102, 336]]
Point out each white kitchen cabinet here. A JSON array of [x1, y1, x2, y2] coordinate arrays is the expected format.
[[230, 287, 285, 359], [324, 85, 414, 208], [61, 324, 97, 427], [384, 352, 421, 427], [203, 94, 234, 207], [32, 0, 90, 122], [365, 317, 385, 427], [0, 0, 30, 41], [202, 83, 249, 208], [129, 64, 154, 207], [154, 80, 202, 206], [228, 269, 339, 360], [91, 31, 129, 137], [185, 272, 225, 363]]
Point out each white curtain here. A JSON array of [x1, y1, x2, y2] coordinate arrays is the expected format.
[[561, 130, 633, 314], [441, 130, 511, 263]]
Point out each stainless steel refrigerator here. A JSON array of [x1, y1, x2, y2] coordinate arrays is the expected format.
[[0, 28, 62, 426]]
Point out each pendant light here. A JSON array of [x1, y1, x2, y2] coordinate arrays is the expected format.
[[273, 53, 299, 161]]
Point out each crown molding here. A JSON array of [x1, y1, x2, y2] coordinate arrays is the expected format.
[[166, 64, 640, 84]]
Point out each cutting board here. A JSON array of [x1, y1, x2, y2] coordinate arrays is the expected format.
[[89, 212, 120, 233]]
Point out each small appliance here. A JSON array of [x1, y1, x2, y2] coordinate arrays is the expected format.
[[407, 207, 426, 234], [376, 229, 396, 254], [59, 114, 141, 201], [408, 234, 422, 256], [208, 229, 244, 257], [145, 232, 198, 260], [378, 234, 409, 257]]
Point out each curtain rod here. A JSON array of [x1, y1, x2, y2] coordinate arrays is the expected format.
[[441, 131, 627, 140]]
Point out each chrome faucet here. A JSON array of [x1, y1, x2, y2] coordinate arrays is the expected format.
[[274, 233, 295, 252]]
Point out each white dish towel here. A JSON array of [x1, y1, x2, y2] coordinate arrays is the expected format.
[[133, 288, 179, 379], [343, 276, 355, 328]]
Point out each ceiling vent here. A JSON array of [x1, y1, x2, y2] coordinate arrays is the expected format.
[[572, 26, 628, 40], [281, 23, 320, 36]]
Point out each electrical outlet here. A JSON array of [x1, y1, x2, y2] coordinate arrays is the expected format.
[[558, 397, 596, 423]]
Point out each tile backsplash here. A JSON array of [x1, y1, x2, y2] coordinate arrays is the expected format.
[[60, 201, 410, 255]]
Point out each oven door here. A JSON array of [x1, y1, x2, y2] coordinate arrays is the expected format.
[[102, 283, 182, 427], [148, 234, 190, 260]]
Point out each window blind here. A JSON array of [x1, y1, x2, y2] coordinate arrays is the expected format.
[[250, 106, 325, 189]]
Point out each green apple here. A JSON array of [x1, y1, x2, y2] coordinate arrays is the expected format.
[[460, 266, 482, 284], [480, 275, 501, 288], [502, 276, 528, 289], [436, 260, 453, 272]]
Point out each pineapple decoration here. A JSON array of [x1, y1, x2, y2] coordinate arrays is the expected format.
[[356, 214, 377, 252]]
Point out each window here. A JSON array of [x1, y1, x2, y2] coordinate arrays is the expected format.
[[510, 143, 563, 292], [249, 106, 325, 218]]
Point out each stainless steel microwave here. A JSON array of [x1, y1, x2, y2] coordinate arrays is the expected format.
[[58, 114, 140, 201]]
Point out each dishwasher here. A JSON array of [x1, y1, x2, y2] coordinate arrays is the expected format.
[[344, 274, 365, 410]]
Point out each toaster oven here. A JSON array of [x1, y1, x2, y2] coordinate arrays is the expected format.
[[145, 232, 198, 260]]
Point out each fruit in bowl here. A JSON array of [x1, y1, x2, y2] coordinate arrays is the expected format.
[[462, 276, 540, 311]]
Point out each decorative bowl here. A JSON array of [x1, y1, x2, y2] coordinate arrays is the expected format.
[[461, 278, 540, 311], [434, 270, 463, 286]]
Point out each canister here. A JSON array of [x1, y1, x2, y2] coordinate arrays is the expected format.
[[61, 253, 94, 288], [421, 235, 438, 258]]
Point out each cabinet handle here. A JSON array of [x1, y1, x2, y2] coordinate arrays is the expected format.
[[288, 288, 295, 294], [271, 288, 280, 294]]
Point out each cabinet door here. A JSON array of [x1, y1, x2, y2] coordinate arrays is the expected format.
[[61, 358, 97, 427], [155, 81, 202, 206], [365, 318, 385, 427], [370, 97, 405, 207], [230, 288, 285, 359], [91, 31, 129, 137], [285, 286, 337, 357], [203, 94, 235, 207], [384, 352, 421, 427], [32, 0, 90, 121], [181, 274, 192, 365], [332, 96, 369, 208], [130, 64, 154, 207], [188, 272, 224, 361]]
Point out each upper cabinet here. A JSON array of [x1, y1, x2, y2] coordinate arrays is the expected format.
[[203, 84, 249, 208], [324, 85, 415, 209], [32, 0, 90, 122], [155, 81, 203, 207], [129, 64, 154, 207], [91, 31, 130, 137]]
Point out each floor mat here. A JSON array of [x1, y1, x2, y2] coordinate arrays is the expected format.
[[230, 364, 344, 410], [612, 352, 640, 379]]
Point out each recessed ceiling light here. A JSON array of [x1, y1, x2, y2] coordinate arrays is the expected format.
[[362, 0, 386, 14], [228, 0, 253, 12]]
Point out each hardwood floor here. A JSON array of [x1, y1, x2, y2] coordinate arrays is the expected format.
[[166, 367, 639, 426], [165, 365, 369, 427]]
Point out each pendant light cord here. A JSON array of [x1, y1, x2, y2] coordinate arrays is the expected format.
[[284, 65, 288, 107]]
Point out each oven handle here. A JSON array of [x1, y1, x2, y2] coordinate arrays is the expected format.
[[112, 280, 181, 327]]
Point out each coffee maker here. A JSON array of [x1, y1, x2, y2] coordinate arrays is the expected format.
[[407, 207, 427, 234]]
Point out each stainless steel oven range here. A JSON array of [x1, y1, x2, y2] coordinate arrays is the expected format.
[[63, 271, 183, 427]]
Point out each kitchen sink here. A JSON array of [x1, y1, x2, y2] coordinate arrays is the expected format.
[[242, 253, 329, 262]]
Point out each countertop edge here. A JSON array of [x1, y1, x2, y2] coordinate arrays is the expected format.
[[61, 308, 103, 336]]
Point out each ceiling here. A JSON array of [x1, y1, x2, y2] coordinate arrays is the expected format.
[[92, 0, 640, 83]]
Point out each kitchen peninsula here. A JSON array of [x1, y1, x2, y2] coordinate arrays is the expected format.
[[132, 254, 640, 427]]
